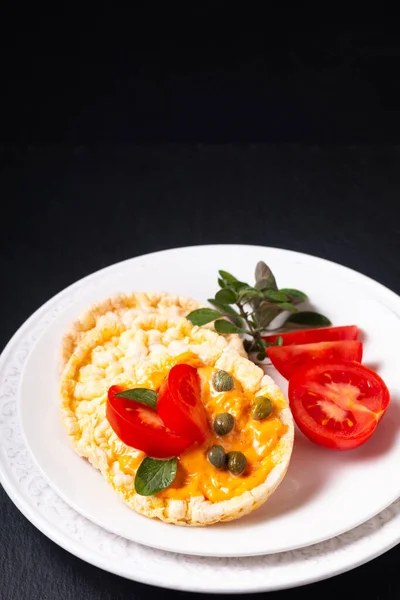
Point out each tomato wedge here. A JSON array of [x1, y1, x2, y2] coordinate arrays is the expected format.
[[267, 340, 363, 380], [157, 364, 209, 443], [106, 385, 193, 458], [263, 325, 359, 346], [288, 361, 390, 450]]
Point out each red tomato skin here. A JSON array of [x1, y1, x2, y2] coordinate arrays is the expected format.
[[106, 386, 193, 458], [290, 406, 375, 450], [263, 325, 359, 346], [267, 340, 363, 380], [157, 364, 209, 443], [288, 361, 390, 451]]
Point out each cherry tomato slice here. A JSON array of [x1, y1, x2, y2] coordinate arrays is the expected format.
[[157, 364, 209, 443], [288, 360, 390, 450], [106, 385, 193, 458], [263, 325, 359, 346], [267, 340, 363, 380]]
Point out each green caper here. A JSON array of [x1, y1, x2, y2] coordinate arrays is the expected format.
[[213, 413, 235, 436], [227, 451, 247, 476], [251, 397, 273, 421], [207, 445, 227, 469], [212, 370, 234, 392]]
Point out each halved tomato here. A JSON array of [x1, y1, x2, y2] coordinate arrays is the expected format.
[[157, 364, 209, 443], [267, 340, 363, 380], [263, 325, 359, 346], [288, 361, 390, 450], [106, 385, 193, 458]]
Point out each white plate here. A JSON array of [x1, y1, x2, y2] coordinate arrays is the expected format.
[[17, 245, 400, 558], [0, 245, 400, 592]]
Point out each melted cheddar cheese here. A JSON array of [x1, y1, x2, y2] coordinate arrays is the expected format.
[[117, 361, 288, 503]]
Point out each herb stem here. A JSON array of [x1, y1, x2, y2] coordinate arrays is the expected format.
[[236, 300, 263, 350]]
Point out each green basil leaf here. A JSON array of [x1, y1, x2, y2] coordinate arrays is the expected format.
[[186, 308, 222, 326], [134, 457, 177, 496], [275, 336, 283, 346], [218, 270, 238, 284], [214, 319, 243, 334], [276, 302, 298, 313], [262, 289, 290, 302], [280, 288, 308, 304], [257, 351, 267, 361], [115, 388, 158, 409], [255, 261, 277, 290], [284, 311, 332, 327], [215, 288, 238, 304]]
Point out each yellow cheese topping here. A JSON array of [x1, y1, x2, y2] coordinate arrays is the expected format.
[[117, 355, 288, 503]]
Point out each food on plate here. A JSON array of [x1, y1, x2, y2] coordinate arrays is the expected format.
[[59, 258, 391, 532], [60, 312, 293, 526], [213, 412, 235, 436], [107, 385, 192, 458], [193, 259, 390, 451], [288, 360, 390, 450], [227, 451, 247, 475], [60, 291, 246, 371], [251, 397, 273, 420], [157, 363, 208, 442], [207, 444, 226, 468], [262, 325, 359, 346], [186, 261, 331, 361], [267, 340, 363, 380]]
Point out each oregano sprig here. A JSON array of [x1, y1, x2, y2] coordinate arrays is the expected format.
[[187, 261, 331, 360]]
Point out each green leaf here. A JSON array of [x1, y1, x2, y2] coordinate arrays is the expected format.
[[257, 351, 267, 361], [284, 311, 332, 327], [218, 270, 238, 284], [215, 288, 238, 304], [214, 319, 243, 334], [208, 299, 238, 316], [208, 299, 243, 328], [275, 336, 283, 346], [255, 261, 277, 290], [115, 388, 158, 409], [280, 288, 308, 304], [237, 286, 263, 301], [253, 301, 281, 328], [186, 308, 222, 326], [218, 277, 226, 288], [262, 289, 290, 302], [276, 302, 298, 312], [135, 457, 177, 496], [229, 280, 249, 291]]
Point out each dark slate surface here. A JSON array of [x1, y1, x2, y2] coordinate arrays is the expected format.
[[0, 144, 399, 599]]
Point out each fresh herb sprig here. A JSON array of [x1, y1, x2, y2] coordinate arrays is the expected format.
[[187, 261, 331, 360]]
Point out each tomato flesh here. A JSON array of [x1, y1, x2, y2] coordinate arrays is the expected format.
[[157, 363, 209, 442], [106, 385, 193, 458], [288, 361, 390, 450], [267, 340, 363, 380], [263, 325, 359, 346]]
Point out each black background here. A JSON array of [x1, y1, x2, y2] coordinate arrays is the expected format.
[[1, 19, 400, 600]]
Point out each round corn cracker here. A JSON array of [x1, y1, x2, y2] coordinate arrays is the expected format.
[[60, 291, 245, 371], [60, 313, 293, 526]]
